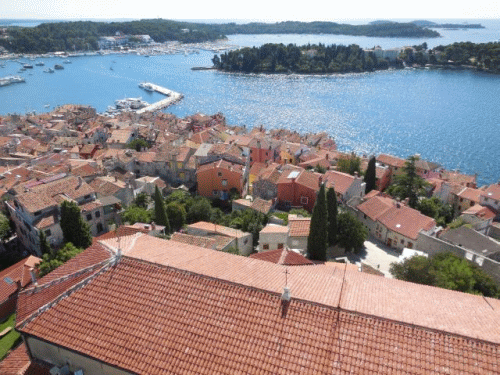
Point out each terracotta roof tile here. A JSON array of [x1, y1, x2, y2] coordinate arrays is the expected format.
[[0, 256, 41, 303], [16, 243, 112, 325], [15, 176, 95, 213], [324, 170, 357, 195], [482, 183, 500, 201], [260, 224, 289, 234], [170, 232, 217, 249], [457, 187, 483, 203], [16, 243, 500, 373], [0, 343, 51, 375], [250, 248, 314, 266], [358, 197, 436, 240], [251, 198, 273, 214], [187, 221, 249, 238], [462, 204, 496, 220], [377, 154, 406, 168], [288, 217, 311, 237]]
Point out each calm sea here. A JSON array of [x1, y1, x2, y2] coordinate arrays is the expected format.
[[1, 20, 499, 185]]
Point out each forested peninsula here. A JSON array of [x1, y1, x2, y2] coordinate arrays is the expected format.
[[213, 42, 500, 74], [0, 19, 439, 54]]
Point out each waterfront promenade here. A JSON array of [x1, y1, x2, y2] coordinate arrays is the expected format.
[[137, 83, 183, 114]]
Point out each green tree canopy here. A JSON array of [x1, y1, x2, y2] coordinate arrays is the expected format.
[[417, 197, 454, 226], [389, 252, 500, 298], [127, 138, 149, 152], [364, 156, 377, 194], [38, 230, 52, 256], [133, 192, 150, 208], [337, 154, 361, 176], [60, 200, 92, 249], [307, 184, 328, 261], [122, 205, 152, 224], [336, 212, 368, 254], [386, 155, 428, 208], [38, 242, 83, 277], [0, 212, 11, 240], [166, 202, 187, 232]]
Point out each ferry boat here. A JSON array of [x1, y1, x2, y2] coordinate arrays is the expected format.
[[0, 75, 26, 86], [54, 64, 64, 70]]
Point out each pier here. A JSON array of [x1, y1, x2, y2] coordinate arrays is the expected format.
[[136, 83, 183, 114]]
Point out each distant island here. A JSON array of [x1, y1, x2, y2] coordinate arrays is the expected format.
[[370, 20, 485, 29], [213, 41, 500, 74], [0, 19, 440, 54]]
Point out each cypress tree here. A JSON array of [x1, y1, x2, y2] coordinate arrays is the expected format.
[[38, 229, 52, 255], [60, 200, 92, 249], [364, 156, 377, 194], [307, 183, 328, 261], [326, 187, 338, 246], [154, 186, 171, 234]]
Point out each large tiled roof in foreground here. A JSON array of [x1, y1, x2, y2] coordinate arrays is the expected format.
[[17, 254, 500, 374], [13, 234, 500, 374]]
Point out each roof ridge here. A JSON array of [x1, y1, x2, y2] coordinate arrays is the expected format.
[[17, 258, 114, 330]]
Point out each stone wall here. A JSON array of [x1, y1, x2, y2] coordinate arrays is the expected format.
[[417, 232, 500, 283]]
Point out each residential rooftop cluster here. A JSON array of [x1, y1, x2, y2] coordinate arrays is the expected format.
[[0, 105, 499, 373]]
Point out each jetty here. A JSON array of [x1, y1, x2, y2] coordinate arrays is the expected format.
[[137, 83, 183, 114]]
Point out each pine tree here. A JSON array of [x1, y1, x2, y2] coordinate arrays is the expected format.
[[307, 183, 327, 261], [60, 200, 93, 249], [326, 187, 338, 246], [364, 156, 377, 194], [154, 186, 171, 234]]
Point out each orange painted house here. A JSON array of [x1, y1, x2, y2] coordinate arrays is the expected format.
[[196, 159, 247, 200], [249, 138, 281, 166]]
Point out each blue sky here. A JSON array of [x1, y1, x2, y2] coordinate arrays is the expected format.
[[2, 0, 500, 20]]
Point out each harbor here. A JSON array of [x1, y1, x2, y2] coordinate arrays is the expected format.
[[136, 83, 183, 114]]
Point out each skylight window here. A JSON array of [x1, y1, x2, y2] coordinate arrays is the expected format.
[[287, 171, 300, 179], [4, 277, 14, 284]]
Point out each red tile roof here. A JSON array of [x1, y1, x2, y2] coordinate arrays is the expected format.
[[16, 243, 112, 325], [482, 183, 500, 201], [0, 343, 51, 375], [16, 236, 500, 374], [462, 204, 497, 220], [187, 221, 249, 238], [288, 216, 311, 237], [377, 154, 406, 168], [260, 224, 289, 234], [324, 170, 357, 195], [357, 197, 436, 240], [170, 232, 217, 249], [15, 176, 95, 213], [0, 256, 41, 304], [196, 159, 245, 175], [250, 248, 314, 265], [457, 187, 483, 203]]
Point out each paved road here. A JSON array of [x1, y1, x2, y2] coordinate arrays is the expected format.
[[344, 237, 401, 278]]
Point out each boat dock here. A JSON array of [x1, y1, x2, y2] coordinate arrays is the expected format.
[[137, 83, 183, 114]]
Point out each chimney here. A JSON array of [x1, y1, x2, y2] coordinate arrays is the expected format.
[[281, 286, 291, 301], [402, 197, 409, 206], [30, 269, 38, 287], [77, 176, 83, 188], [151, 221, 156, 231], [318, 175, 323, 187]]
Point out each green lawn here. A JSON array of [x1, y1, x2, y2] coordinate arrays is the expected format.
[[0, 313, 21, 360]]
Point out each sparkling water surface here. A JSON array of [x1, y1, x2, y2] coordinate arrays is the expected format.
[[1, 22, 499, 185]]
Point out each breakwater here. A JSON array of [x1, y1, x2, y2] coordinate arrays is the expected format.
[[137, 83, 183, 114]]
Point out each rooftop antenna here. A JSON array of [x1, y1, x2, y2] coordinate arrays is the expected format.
[[281, 268, 291, 301]]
